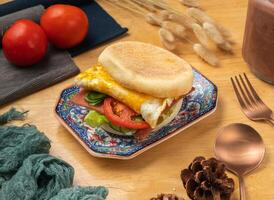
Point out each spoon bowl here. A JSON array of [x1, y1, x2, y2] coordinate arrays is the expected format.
[[214, 123, 265, 200]]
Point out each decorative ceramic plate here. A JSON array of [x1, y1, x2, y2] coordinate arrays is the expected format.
[[55, 68, 217, 159]]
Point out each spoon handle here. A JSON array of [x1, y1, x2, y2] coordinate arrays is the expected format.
[[268, 118, 274, 125], [239, 175, 246, 200]]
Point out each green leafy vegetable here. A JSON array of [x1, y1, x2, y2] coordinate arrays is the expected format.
[[84, 110, 109, 128], [109, 123, 136, 136], [85, 91, 106, 106], [86, 91, 106, 100], [131, 115, 144, 122], [84, 110, 137, 136]]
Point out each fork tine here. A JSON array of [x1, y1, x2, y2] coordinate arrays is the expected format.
[[235, 76, 252, 107], [239, 74, 257, 105], [243, 73, 264, 104], [230, 77, 247, 110]]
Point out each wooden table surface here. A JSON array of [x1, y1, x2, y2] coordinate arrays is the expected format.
[[1, 0, 274, 199]]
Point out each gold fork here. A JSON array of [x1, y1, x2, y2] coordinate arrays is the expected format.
[[231, 73, 274, 125]]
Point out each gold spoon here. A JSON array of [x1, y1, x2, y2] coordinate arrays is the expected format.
[[214, 123, 265, 200]]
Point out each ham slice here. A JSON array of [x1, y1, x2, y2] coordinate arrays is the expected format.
[[70, 87, 195, 140], [70, 90, 105, 114], [134, 128, 152, 141]]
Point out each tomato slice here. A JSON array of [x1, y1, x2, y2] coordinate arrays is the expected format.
[[103, 97, 150, 129], [70, 90, 104, 114]]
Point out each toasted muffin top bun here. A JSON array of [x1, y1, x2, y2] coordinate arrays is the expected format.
[[98, 41, 193, 98]]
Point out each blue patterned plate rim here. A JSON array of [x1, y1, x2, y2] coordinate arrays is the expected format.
[[55, 67, 218, 159]]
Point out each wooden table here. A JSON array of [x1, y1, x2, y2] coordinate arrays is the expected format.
[[1, 0, 274, 199]]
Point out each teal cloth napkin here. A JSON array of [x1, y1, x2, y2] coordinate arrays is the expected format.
[[0, 108, 108, 200]]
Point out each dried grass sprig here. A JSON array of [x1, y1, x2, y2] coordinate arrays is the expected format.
[[142, 0, 198, 22], [187, 8, 233, 41], [168, 13, 197, 29], [187, 8, 215, 24], [105, 0, 234, 66], [160, 38, 177, 51], [218, 42, 233, 53], [146, 13, 164, 26], [161, 21, 187, 39], [203, 22, 233, 52], [158, 10, 170, 20], [180, 0, 200, 8], [202, 22, 224, 44], [193, 43, 220, 66], [131, 0, 157, 12], [145, 0, 168, 9], [104, 0, 145, 16], [192, 23, 209, 47], [108, 0, 199, 31], [217, 24, 232, 40], [159, 28, 177, 50], [122, 0, 149, 13], [159, 28, 176, 43]]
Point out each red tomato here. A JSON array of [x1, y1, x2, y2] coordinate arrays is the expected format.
[[2, 19, 48, 66], [40, 4, 89, 49], [103, 97, 150, 129]]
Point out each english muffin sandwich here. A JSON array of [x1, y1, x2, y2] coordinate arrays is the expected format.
[[72, 41, 193, 139]]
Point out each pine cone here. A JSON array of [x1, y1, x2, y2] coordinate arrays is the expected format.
[[150, 193, 182, 200], [181, 157, 234, 200]]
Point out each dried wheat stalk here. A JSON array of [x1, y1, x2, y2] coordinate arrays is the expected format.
[[192, 23, 209, 47], [217, 24, 233, 40], [106, 0, 233, 66], [138, 0, 233, 45], [158, 10, 170, 20], [113, 0, 198, 32], [161, 21, 187, 39], [146, 0, 168, 9], [187, 8, 230, 37], [187, 8, 215, 24], [203, 22, 233, 52], [131, 0, 158, 12], [202, 22, 224, 44], [161, 38, 177, 51], [159, 29, 177, 50], [168, 13, 197, 29], [187, 8, 233, 41], [146, 12, 164, 26], [159, 28, 176, 43], [150, 0, 197, 27], [193, 43, 220, 66], [218, 42, 233, 53], [146, 10, 171, 26], [180, 0, 200, 8], [123, 0, 149, 13], [142, 0, 200, 26], [104, 0, 144, 16]]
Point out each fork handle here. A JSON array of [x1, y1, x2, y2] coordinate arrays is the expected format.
[[268, 118, 274, 125]]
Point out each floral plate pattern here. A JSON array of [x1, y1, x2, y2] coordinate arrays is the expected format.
[[55, 68, 217, 159]]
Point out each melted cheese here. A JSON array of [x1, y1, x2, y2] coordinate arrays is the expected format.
[[74, 64, 173, 128]]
